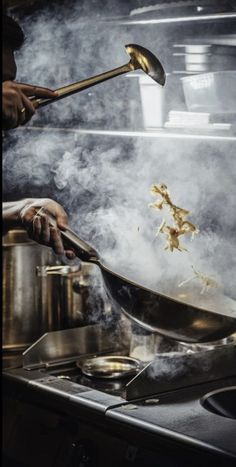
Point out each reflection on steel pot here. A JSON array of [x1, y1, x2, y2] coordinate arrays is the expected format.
[[36, 263, 109, 330], [36, 264, 83, 331], [2, 229, 58, 351]]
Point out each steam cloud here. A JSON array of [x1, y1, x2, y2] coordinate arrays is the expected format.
[[3, 4, 236, 320]]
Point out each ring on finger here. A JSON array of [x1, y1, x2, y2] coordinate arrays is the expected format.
[[19, 107, 26, 125]]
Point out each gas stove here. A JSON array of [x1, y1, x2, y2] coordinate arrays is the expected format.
[[3, 324, 236, 467]]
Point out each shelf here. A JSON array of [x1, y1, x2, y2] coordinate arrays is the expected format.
[[6, 0, 236, 26], [15, 126, 236, 142], [10, 10, 235, 26], [102, 12, 236, 26]]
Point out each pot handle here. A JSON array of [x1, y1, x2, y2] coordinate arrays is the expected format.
[[36, 265, 80, 277], [36, 209, 99, 264]]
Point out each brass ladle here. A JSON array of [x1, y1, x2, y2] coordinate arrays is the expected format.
[[31, 44, 166, 108]]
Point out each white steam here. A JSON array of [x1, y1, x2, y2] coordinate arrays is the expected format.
[[3, 5, 236, 320]]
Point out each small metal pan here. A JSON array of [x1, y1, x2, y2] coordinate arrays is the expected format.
[[76, 356, 141, 379]]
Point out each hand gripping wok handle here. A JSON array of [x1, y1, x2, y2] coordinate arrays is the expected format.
[[36, 209, 99, 263], [60, 228, 99, 263]]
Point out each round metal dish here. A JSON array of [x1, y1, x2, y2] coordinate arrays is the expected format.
[[76, 355, 141, 379]]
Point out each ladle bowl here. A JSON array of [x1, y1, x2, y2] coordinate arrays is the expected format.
[[126, 44, 166, 85]]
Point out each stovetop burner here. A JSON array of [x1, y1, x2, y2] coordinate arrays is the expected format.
[[33, 329, 236, 401], [5, 325, 235, 402], [44, 363, 134, 397]]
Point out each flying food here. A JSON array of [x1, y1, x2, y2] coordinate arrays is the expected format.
[[149, 183, 198, 252], [149, 183, 218, 294], [178, 266, 218, 294]]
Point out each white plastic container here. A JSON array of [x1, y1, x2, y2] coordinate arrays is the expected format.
[[139, 74, 165, 128], [181, 71, 236, 113]]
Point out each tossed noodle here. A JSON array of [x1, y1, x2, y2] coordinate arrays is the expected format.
[[149, 183, 198, 252], [149, 184, 218, 294]]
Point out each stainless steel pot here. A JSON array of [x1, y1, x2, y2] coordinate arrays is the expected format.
[[3, 230, 111, 352], [36, 264, 88, 331], [2, 229, 58, 351]]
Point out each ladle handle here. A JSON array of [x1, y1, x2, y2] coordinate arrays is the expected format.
[[36, 209, 99, 263], [31, 63, 132, 108]]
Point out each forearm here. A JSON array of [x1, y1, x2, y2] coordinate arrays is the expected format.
[[2, 199, 34, 234]]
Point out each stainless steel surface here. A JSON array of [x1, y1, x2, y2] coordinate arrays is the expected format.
[[2, 351, 23, 370], [2, 229, 58, 350], [125, 342, 236, 401], [19, 325, 236, 402], [46, 220, 236, 343], [22, 324, 130, 370], [174, 44, 236, 55], [173, 44, 236, 73], [177, 333, 236, 352], [31, 44, 165, 108], [76, 355, 141, 379]]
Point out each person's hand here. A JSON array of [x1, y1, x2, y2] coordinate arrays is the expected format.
[[2, 81, 57, 130], [19, 199, 75, 259]]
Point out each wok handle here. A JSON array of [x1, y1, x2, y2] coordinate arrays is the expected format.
[[31, 62, 132, 109], [60, 227, 99, 263], [36, 209, 99, 263]]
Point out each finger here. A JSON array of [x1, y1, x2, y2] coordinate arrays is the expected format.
[[20, 206, 36, 227], [50, 227, 64, 255], [26, 219, 34, 239], [32, 215, 42, 241], [33, 202, 67, 229], [15, 104, 27, 126], [40, 214, 50, 244], [57, 214, 69, 230], [12, 91, 26, 126], [17, 82, 58, 98], [20, 92, 36, 124], [18, 106, 27, 126], [54, 207, 69, 230]]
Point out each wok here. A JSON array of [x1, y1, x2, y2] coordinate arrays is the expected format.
[[42, 214, 236, 343]]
